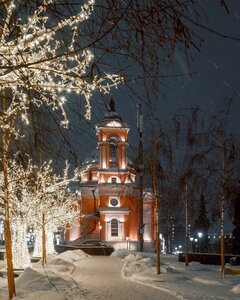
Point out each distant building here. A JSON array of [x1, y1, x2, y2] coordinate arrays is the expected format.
[[65, 99, 155, 250]]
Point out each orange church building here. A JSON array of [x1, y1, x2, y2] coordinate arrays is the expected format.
[[66, 99, 155, 250]]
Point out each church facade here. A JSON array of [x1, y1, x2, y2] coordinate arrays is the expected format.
[[66, 100, 155, 250]]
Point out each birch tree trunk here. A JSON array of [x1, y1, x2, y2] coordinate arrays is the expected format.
[[42, 212, 47, 266], [1, 94, 16, 299], [46, 223, 55, 255], [220, 142, 225, 279], [33, 228, 42, 257], [12, 220, 31, 269], [151, 134, 160, 274]]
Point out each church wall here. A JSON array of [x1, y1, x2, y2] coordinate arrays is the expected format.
[[69, 102, 155, 249], [124, 214, 130, 238], [143, 201, 155, 241], [81, 197, 96, 215], [128, 196, 140, 241], [100, 214, 105, 240], [80, 196, 98, 235]]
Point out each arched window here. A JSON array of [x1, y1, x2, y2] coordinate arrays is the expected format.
[[111, 219, 118, 237], [107, 135, 120, 143], [110, 143, 117, 160], [111, 177, 117, 184], [107, 135, 119, 166]]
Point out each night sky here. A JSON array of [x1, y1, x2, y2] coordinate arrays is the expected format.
[[73, 1, 240, 165]]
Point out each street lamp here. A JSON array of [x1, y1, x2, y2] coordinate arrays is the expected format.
[[198, 232, 203, 253], [190, 237, 194, 252], [194, 238, 198, 253], [99, 223, 102, 241], [126, 237, 129, 250]]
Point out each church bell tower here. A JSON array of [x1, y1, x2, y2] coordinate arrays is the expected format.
[[96, 98, 136, 185], [66, 98, 155, 251]]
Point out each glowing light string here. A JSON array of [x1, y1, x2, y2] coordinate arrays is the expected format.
[[0, 0, 123, 128]]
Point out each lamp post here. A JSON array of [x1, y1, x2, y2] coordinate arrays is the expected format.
[[99, 223, 102, 241], [137, 104, 144, 252], [190, 237, 194, 252], [126, 237, 129, 250], [198, 232, 203, 253], [194, 238, 198, 252]]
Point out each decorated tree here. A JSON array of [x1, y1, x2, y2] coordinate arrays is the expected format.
[[0, 1, 122, 297], [0, 158, 79, 269], [29, 161, 79, 262], [0, 158, 35, 270]]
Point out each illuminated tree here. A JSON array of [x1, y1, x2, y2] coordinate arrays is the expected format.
[[0, 158, 78, 269], [0, 1, 122, 298], [0, 158, 34, 270], [29, 161, 79, 262], [11, 220, 31, 270]]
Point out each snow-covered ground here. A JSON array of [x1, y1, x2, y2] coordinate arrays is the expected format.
[[113, 249, 240, 299], [0, 249, 240, 299]]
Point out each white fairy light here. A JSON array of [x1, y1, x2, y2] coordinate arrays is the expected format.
[[12, 220, 31, 269], [0, 157, 79, 267], [0, 0, 123, 133]]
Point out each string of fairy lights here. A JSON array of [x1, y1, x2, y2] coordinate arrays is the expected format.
[[0, 0, 123, 130], [0, 0, 122, 269], [0, 158, 79, 268]]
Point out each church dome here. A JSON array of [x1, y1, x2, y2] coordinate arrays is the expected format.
[[98, 98, 128, 128]]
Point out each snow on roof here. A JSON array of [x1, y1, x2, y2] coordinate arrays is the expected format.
[[82, 149, 99, 165]]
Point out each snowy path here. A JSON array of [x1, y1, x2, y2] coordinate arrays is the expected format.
[[1, 250, 240, 299], [73, 255, 178, 300]]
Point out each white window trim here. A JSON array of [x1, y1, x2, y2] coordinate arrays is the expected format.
[[105, 215, 124, 241]]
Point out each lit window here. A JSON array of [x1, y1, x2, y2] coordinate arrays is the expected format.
[[111, 219, 118, 236]]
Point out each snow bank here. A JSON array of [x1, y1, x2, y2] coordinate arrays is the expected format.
[[53, 249, 90, 262], [5, 250, 90, 300], [192, 276, 223, 286], [231, 284, 240, 294], [111, 248, 136, 258], [33, 249, 90, 268], [47, 249, 89, 268], [188, 261, 215, 272], [1, 250, 240, 300], [163, 264, 185, 273], [16, 267, 55, 291], [117, 251, 240, 300], [122, 252, 155, 278], [0, 260, 5, 269], [0, 276, 7, 289]]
